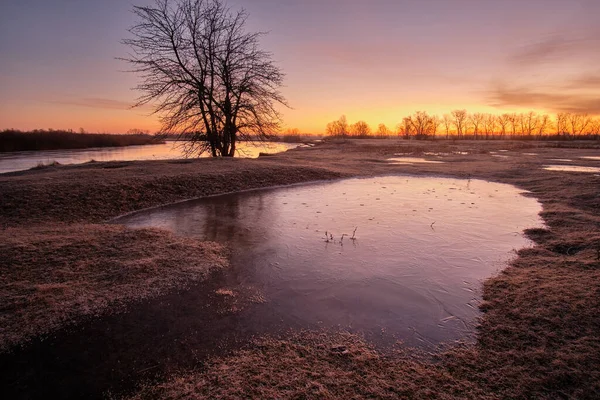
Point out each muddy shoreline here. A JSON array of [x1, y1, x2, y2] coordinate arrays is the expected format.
[[1, 139, 600, 398]]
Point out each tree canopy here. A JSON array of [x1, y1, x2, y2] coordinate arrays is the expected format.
[[122, 0, 287, 157]]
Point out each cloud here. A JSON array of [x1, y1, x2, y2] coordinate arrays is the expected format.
[[508, 31, 600, 67], [486, 28, 600, 114], [569, 74, 600, 89], [488, 85, 600, 114], [50, 97, 151, 111], [509, 37, 576, 65]]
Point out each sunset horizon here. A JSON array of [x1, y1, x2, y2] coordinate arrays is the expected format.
[[2, 0, 599, 134]]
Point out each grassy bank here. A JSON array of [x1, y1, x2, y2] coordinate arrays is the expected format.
[[0, 129, 163, 152], [0, 224, 226, 352], [1, 140, 599, 398]]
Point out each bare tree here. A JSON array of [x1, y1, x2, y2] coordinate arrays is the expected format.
[[395, 122, 408, 139], [326, 115, 349, 137], [508, 113, 518, 138], [469, 112, 485, 139], [517, 113, 526, 136], [350, 121, 371, 137], [537, 114, 551, 137], [556, 112, 569, 136], [567, 113, 592, 135], [126, 128, 151, 135], [497, 114, 511, 138], [483, 114, 497, 139], [590, 118, 600, 136], [400, 117, 414, 139], [403, 111, 438, 139], [451, 109, 467, 139], [122, 0, 286, 157], [432, 115, 441, 137], [442, 114, 453, 139], [376, 123, 392, 138], [523, 111, 539, 136]]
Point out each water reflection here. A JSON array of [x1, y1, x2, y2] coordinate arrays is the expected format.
[[117, 176, 542, 347], [544, 165, 600, 173], [387, 157, 444, 164], [0, 142, 297, 174]]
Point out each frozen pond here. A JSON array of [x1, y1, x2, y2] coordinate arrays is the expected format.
[[0, 142, 297, 174], [544, 165, 600, 173], [388, 157, 444, 164], [116, 175, 542, 347]]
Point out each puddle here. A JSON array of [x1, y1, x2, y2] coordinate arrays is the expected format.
[[492, 154, 510, 158], [523, 153, 538, 156], [118, 176, 541, 347], [387, 157, 444, 164], [423, 152, 470, 156], [581, 156, 600, 161], [544, 165, 600, 173], [2, 176, 542, 398], [550, 159, 573, 162]]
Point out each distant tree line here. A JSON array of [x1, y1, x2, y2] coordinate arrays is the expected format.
[[0, 129, 163, 152], [325, 111, 600, 140]]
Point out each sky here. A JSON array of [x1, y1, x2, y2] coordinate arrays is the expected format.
[[1, 0, 599, 134]]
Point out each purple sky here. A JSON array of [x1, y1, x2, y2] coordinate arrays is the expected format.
[[1, 0, 598, 133]]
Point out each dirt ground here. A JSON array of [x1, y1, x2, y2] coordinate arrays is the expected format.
[[1, 139, 600, 398]]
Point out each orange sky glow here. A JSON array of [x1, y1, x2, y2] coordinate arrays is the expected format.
[[1, 0, 599, 134]]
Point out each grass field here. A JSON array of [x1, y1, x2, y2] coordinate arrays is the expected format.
[[1, 139, 599, 398]]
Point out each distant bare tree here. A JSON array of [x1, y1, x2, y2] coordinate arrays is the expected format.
[[508, 113, 518, 138], [122, 0, 287, 157], [326, 115, 349, 137], [451, 109, 467, 139], [537, 114, 551, 137], [403, 111, 438, 139], [400, 117, 414, 139], [442, 114, 453, 139], [483, 114, 497, 139], [376, 123, 392, 138], [523, 111, 539, 136], [321, 109, 598, 141], [556, 112, 569, 136], [396, 122, 408, 139], [497, 114, 511, 138], [126, 128, 151, 135], [350, 121, 371, 137], [590, 118, 600, 136], [567, 113, 592, 135], [431, 115, 441, 137], [469, 112, 485, 139], [518, 113, 526, 136]]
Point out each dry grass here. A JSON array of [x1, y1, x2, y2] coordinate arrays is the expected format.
[[0, 162, 344, 227], [127, 332, 490, 400], [2, 139, 600, 398], [0, 224, 226, 352]]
